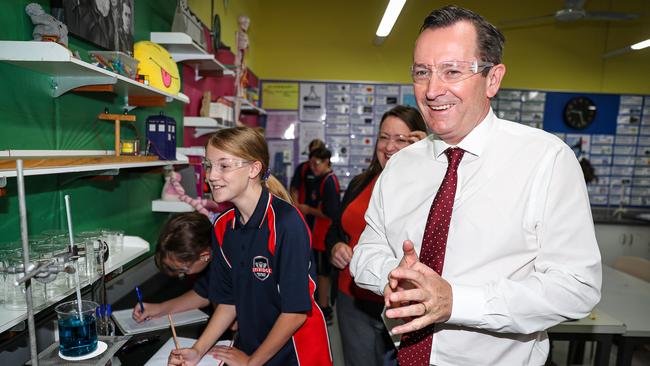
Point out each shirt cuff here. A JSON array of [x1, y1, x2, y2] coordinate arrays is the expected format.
[[448, 283, 485, 327], [378, 257, 400, 296]]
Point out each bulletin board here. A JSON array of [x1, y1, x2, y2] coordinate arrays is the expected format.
[[492, 89, 650, 208], [260, 80, 411, 190], [261, 80, 650, 209]]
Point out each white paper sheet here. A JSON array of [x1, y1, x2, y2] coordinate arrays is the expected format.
[[144, 337, 234, 366], [111, 308, 208, 335]]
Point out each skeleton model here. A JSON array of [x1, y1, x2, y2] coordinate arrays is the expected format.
[[233, 15, 250, 124]]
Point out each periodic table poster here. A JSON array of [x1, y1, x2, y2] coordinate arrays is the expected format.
[[261, 80, 650, 209]]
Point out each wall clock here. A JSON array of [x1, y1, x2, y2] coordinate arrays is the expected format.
[[563, 96, 597, 129]]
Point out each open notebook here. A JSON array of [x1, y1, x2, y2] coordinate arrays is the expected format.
[[111, 308, 209, 335], [145, 337, 234, 366]]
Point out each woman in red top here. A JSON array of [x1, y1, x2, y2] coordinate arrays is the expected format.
[[326, 105, 427, 366]]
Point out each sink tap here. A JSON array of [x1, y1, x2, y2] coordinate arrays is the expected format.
[[612, 179, 631, 219]]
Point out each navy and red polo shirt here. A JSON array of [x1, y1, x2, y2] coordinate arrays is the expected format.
[[210, 188, 332, 366]]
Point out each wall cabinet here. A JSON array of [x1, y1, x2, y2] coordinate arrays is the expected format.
[[595, 224, 650, 265]]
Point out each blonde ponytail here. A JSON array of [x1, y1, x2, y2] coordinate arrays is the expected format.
[[265, 174, 292, 204]]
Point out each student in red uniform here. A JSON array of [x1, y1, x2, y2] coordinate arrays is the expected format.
[[326, 105, 427, 366], [289, 138, 326, 204], [295, 147, 340, 324], [168, 127, 332, 366]]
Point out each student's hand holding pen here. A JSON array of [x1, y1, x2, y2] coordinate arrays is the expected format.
[[168, 346, 201, 366], [132, 302, 165, 322]]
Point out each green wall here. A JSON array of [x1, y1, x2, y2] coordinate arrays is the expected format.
[[0, 0, 183, 248]]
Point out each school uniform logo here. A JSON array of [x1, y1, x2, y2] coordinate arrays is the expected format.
[[252, 256, 272, 281]]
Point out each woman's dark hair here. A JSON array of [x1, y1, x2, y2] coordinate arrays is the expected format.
[[350, 105, 427, 195], [420, 5, 505, 75], [154, 212, 212, 276]]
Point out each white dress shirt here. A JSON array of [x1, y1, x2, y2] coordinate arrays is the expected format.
[[350, 110, 602, 366]]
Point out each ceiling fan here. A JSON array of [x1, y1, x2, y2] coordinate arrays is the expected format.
[[500, 0, 640, 27]]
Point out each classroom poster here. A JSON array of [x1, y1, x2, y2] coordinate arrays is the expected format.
[[261, 82, 299, 110], [267, 139, 294, 187], [265, 111, 298, 139], [299, 83, 326, 122], [298, 122, 325, 161]]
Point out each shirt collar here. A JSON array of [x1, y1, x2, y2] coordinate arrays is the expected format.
[[432, 108, 496, 160], [234, 188, 270, 229]]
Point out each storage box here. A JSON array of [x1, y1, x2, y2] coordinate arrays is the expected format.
[[207, 101, 234, 126], [88, 51, 139, 79]]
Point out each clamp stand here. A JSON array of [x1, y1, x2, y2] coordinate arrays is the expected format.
[[98, 112, 137, 156]]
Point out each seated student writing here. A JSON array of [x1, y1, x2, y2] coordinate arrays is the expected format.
[[168, 127, 332, 366], [132, 212, 215, 322]]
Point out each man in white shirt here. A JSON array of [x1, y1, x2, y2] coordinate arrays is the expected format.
[[349, 6, 601, 366]]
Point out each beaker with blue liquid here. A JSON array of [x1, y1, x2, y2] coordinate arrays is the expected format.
[[55, 300, 98, 357]]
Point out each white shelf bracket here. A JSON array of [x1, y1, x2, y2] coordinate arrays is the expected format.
[[193, 65, 203, 81], [51, 75, 116, 97], [123, 96, 137, 112], [0, 176, 6, 188]]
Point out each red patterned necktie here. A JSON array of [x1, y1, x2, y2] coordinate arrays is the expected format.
[[397, 147, 465, 366]]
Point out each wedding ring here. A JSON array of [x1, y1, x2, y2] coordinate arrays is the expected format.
[[421, 302, 428, 315]]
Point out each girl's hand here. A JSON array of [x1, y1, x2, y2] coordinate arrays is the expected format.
[[331, 242, 353, 269], [209, 345, 250, 366], [168, 347, 201, 366], [132, 302, 163, 323]]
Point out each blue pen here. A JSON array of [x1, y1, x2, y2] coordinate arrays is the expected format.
[[135, 286, 145, 313]]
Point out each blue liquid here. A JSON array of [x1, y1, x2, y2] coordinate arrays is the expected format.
[[58, 315, 97, 357]]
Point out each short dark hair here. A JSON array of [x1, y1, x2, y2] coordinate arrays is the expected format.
[[309, 147, 332, 160], [154, 212, 212, 276], [420, 5, 505, 73], [308, 139, 326, 152]]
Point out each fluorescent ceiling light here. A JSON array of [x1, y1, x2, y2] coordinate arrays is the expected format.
[[603, 37, 650, 58], [631, 38, 650, 50], [374, 0, 406, 45]]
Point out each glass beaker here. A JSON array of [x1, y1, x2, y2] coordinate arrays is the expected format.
[[4, 248, 27, 310], [55, 299, 98, 357], [77, 231, 103, 278], [103, 229, 124, 254], [72, 234, 93, 282]]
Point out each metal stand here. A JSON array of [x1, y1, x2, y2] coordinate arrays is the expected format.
[[16, 159, 39, 366]]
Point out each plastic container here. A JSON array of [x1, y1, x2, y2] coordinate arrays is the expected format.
[[88, 51, 139, 79]]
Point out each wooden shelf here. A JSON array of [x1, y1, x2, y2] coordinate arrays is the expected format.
[[0, 236, 150, 334], [0, 153, 188, 178], [223, 96, 266, 115], [150, 32, 235, 79], [0, 41, 189, 104], [151, 199, 194, 213]]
